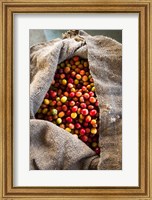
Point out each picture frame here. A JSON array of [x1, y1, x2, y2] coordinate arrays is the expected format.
[[0, 0, 151, 199]]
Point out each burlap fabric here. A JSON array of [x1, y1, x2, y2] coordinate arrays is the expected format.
[[30, 30, 122, 170]]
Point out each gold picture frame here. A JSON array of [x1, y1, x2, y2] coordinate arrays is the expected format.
[[0, 0, 152, 199]]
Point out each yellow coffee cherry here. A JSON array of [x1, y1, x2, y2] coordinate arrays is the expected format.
[[62, 79, 67, 85], [44, 99, 50, 105], [91, 128, 97, 134], [79, 114, 85, 120], [42, 108, 48, 114], [71, 112, 77, 119], [74, 79, 79, 85], [61, 96, 67, 103], [71, 88, 76, 92], [65, 127, 71, 132], [56, 118, 62, 124]]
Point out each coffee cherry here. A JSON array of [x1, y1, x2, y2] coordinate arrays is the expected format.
[[61, 96, 67, 103], [71, 71, 76, 77], [95, 101, 99, 107], [66, 110, 71, 116], [89, 91, 94, 97], [90, 109, 97, 117], [56, 97, 60, 102], [71, 112, 77, 119], [64, 66, 70, 73], [60, 74, 65, 79], [92, 142, 98, 148], [75, 68, 80, 73], [50, 100, 56, 106], [68, 83, 73, 88], [73, 97, 78, 102], [65, 127, 71, 132], [92, 123, 98, 128], [82, 86, 87, 92], [80, 70, 85, 76], [56, 106, 62, 112], [75, 61, 80, 66], [41, 104, 47, 108], [88, 105, 94, 110], [47, 111, 52, 116], [91, 128, 97, 134], [60, 124, 65, 129], [66, 116, 73, 123], [83, 93, 90, 99], [85, 115, 91, 122], [83, 81, 89, 86], [70, 60, 74, 65], [75, 91, 82, 97], [51, 109, 58, 115], [58, 111, 65, 118], [72, 106, 78, 112], [83, 122, 88, 127], [76, 74, 81, 80], [42, 108, 48, 114], [74, 79, 79, 85], [50, 91, 57, 98], [91, 119, 97, 125], [69, 101, 75, 107], [68, 78, 74, 84], [85, 128, 90, 134], [63, 92, 69, 97], [59, 68, 63, 74], [78, 64, 83, 69], [81, 109, 89, 116], [75, 129, 79, 134], [48, 116, 53, 121], [61, 79, 67, 85], [79, 118, 83, 123], [53, 115, 58, 120], [69, 92, 75, 98], [83, 61, 88, 67], [89, 97, 96, 103], [80, 103, 87, 109], [71, 65, 76, 70], [87, 85, 91, 90], [82, 75, 88, 82], [95, 147, 100, 155], [45, 93, 49, 99], [75, 123, 81, 129], [69, 123, 75, 129], [44, 99, 50, 105], [56, 118, 62, 124], [91, 86, 95, 92], [71, 88, 76, 92], [62, 105, 68, 111], [79, 114, 85, 120], [57, 101, 62, 106], [73, 56, 79, 62], [81, 135, 88, 142], [77, 108, 81, 114], [80, 128, 86, 135]]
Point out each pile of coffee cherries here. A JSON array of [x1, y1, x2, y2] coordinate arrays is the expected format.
[[35, 56, 100, 155]]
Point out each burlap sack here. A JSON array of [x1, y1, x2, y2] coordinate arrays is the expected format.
[[30, 30, 122, 170]]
